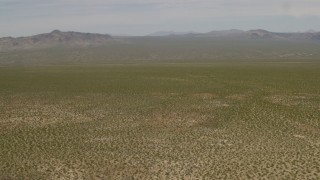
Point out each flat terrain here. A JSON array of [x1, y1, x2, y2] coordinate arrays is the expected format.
[[0, 63, 320, 179], [1, 37, 320, 65]]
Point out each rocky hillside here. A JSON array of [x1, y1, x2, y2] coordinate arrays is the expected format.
[[245, 29, 320, 40], [0, 30, 114, 51]]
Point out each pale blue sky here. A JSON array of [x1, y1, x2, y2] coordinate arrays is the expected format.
[[1, 0, 320, 37]]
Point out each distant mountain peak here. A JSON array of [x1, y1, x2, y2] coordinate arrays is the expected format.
[[204, 29, 244, 37], [51, 29, 62, 34], [248, 29, 270, 33], [245, 29, 276, 39]]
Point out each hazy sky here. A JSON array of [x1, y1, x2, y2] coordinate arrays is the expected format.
[[1, 0, 320, 37]]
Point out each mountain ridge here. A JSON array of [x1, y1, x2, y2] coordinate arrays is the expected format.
[[1, 29, 320, 52], [0, 30, 113, 51], [147, 29, 320, 40]]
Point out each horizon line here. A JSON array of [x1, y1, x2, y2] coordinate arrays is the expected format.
[[1, 28, 319, 38]]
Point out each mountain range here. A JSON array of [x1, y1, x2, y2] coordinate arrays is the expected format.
[[1, 29, 320, 52], [0, 30, 113, 51], [149, 29, 320, 40]]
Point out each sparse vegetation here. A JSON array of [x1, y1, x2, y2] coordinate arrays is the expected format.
[[1, 37, 320, 66], [0, 62, 319, 179]]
